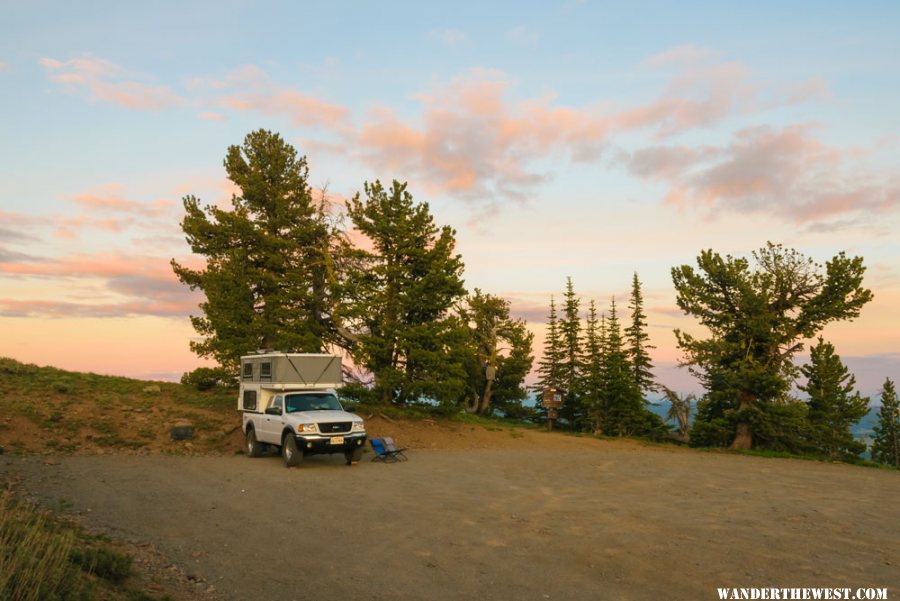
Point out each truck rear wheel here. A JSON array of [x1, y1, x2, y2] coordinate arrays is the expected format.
[[245, 428, 263, 458], [282, 435, 302, 467]]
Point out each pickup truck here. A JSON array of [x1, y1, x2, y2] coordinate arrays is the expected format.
[[238, 352, 366, 467], [243, 388, 366, 467]]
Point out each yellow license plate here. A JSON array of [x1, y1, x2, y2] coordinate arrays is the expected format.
[[329, 436, 344, 445]]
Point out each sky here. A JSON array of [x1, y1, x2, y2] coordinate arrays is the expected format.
[[1, 1, 898, 397]]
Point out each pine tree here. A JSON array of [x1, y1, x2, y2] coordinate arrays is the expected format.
[[458, 289, 534, 415], [535, 297, 565, 392], [799, 338, 869, 461], [344, 180, 467, 405], [603, 297, 667, 437], [872, 378, 900, 467], [559, 277, 584, 427], [604, 298, 638, 434], [673, 243, 873, 449], [579, 300, 607, 433], [171, 129, 335, 374], [626, 272, 656, 393]]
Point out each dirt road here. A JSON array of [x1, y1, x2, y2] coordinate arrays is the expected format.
[[5, 441, 899, 601]]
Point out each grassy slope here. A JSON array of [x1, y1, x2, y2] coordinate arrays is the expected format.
[[0, 357, 239, 456]]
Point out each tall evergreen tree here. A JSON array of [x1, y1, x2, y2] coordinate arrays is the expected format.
[[535, 297, 565, 393], [625, 272, 656, 393], [604, 298, 657, 435], [799, 338, 869, 461], [344, 180, 467, 405], [579, 300, 607, 433], [872, 378, 900, 467], [559, 277, 584, 427], [171, 129, 335, 374]]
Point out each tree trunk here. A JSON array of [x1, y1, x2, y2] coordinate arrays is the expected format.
[[478, 378, 494, 414], [730, 392, 754, 450]]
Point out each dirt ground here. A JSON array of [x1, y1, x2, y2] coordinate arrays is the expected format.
[[4, 424, 899, 601]]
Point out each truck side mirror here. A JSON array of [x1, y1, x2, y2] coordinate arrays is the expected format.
[[265, 406, 282, 416]]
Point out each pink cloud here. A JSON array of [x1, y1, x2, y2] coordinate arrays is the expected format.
[[0, 298, 195, 318], [356, 72, 610, 202], [55, 216, 131, 239], [643, 45, 716, 68], [192, 65, 348, 129], [0, 252, 205, 318], [616, 62, 757, 137], [624, 124, 900, 225], [70, 185, 174, 216], [352, 54, 810, 205], [199, 111, 225, 122], [222, 89, 347, 128], [40, 56, 182, 110]]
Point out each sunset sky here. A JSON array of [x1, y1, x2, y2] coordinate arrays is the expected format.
[[1, 1, 898, 396]]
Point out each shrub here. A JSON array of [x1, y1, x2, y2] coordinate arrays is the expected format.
[[180, 367, 235, 391], [70, 546, 133, 584]]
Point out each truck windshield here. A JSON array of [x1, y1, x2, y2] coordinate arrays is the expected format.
[[284, 393, 342, 413]]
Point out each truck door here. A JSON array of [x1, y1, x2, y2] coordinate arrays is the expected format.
[[260, 395, 284, 444]]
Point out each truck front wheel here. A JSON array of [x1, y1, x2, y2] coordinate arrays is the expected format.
[[282, 435, 302, 468], [245, 428, 263, 458], [345, 447, 363, 465]]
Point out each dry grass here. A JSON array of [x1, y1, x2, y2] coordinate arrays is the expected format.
[[0, 490, 80, 601], [0, 488, 173, 601]]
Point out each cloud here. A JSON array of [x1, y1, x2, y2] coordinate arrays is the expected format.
[[0, 297, 194, 318], [352, 51, 814, 207], [0, 211, 44, 244], [55, 216, 131, 239], [194, 65, 348, 129], [42, 184, 180, 239], [70, 184, 174, 216], [0, 62, 9, 72], [40, 56, 182, 110], [0, 246, 43, 263], [0, 227, 37, 243], [0, 252, 204, 318], [643, 45, 716, 68], [623, 124, 900, 225], [0, 251, 178, 279], [618, 61, 758, 137], [199, 111, 225, 122], [355, 70, 611, 203]]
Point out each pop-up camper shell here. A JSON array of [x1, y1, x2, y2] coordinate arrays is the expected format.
[[238, 353, 343, 412]]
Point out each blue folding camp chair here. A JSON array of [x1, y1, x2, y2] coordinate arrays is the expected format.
[[369, 438, 395, 463], [370, 437, 407, 463], [382, 436, 408, 462]]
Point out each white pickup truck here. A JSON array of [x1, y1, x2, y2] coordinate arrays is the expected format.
[[239, 353, 366, 467]]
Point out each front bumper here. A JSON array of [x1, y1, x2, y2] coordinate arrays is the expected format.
[[294, 433, 367, 455]]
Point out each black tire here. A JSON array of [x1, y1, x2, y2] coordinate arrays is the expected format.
[[245, 428, 263, 458], [345, 446, 363, 465], [282, 435, 302, 468]]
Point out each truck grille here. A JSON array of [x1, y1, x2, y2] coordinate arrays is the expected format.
[[319, 422, 351, 434]]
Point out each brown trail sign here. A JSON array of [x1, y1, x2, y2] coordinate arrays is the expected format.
[[542, 388, 565, 432]]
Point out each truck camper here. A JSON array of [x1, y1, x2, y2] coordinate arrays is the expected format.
[[239, 352, 366, 467]]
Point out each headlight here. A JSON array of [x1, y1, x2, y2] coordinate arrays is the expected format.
[[351, 421, 365, 432], [297, 423, 317, 433]]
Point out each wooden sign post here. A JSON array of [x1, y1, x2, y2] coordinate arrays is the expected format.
[[541, 388, 564, 432]]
